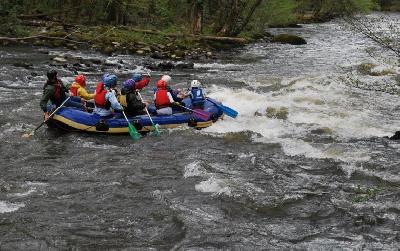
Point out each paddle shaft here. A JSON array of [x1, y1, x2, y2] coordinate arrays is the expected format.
[[136, 91, 157, 127], [175, 104, 209, 119], [34, 96, 71, 132]]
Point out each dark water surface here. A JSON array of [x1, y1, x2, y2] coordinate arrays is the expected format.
[[1, 14, 400, 250]]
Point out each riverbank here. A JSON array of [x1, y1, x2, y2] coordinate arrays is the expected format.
[[0, 15, 257, 61]]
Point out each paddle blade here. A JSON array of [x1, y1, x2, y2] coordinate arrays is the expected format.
[[153, 124, 160, 136], [128, 123, 140, 140], [22, 131, 34, 138], [218, 104, 238, 118], [206, 98, 238, 118]]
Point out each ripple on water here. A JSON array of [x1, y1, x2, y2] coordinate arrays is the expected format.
[[0, 201, 25, 213]]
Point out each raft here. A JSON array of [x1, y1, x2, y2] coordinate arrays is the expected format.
[[46, 97, 224, 133]]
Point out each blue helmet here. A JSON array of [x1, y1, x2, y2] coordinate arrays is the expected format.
[[104, 74, 117, 88], [102, 73, 110, 82], [123, 79, 135, 90], [132, 73, 143, 82]]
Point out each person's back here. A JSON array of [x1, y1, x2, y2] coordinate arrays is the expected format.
[[154, 79, 175, 115], [40, 69, 84, 120], [120, 79, 147, 117], [189, 80, 205, 108], [94, 74, 123, 117]]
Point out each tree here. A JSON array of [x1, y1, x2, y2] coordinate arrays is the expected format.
[[344, 14, 400, 60]]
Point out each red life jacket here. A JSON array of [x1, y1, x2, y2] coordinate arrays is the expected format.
[[155, 89, 171, 108], [94, 82, 110, 109], [69, 83, 79, 96], [53, 79, 62, 102]]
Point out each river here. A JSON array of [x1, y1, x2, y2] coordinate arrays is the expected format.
[[0, 13, 399, 250]]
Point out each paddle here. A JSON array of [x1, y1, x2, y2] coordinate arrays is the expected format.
[[122, 111, 140, 140], [206, 97, 238, 118], [137, 91, 160, 136], [22, 97, 71, 138], [174, 103, 210, 121]]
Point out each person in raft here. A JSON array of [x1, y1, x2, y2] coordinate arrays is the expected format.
[[131, 72, 151, 89], [154, 79, 182, 115], [160, 75, 186, 102], [120, 79, 148, 117], [69, 74, 95, 101], [93, 74, 123, 118], [188, 80, 205, 109], [40, 69, 85, 120]]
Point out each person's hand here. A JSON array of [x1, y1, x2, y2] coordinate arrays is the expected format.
[[44, 112, 50, 121]]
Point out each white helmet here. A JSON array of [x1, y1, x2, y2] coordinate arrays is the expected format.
[[161, 75, 171, 84], [190, 80, 201, 88]]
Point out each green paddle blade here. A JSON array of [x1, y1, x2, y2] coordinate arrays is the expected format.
[[128, 122, 140, 140], [153, 124, 160, 136]]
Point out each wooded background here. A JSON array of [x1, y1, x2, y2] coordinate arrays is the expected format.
[[1, 0, 394, 38]]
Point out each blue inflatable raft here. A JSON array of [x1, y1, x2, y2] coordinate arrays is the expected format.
[[47, 97, 224, 133]]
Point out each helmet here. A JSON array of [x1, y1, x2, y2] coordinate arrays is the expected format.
[[47, 69, 57, 80], [104, 74, 117, 88], [161, 75, 171, 84], [123, 79, 135, 90], [102, 73, 110, 81], [157, 80, 167, 90], [190, 80, 201, 88], [132, 73, 143, 82], [75, 75, 86, 86]]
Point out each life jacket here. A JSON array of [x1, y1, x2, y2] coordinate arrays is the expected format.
[[49, 79, 63, 103], [69, 82, 80, 96], [191, 87, 205, 107], [94, 82, 111, 109], [155, 89, 171, 108]]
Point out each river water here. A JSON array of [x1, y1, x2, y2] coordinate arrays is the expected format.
[[0, 14, 399, 250]]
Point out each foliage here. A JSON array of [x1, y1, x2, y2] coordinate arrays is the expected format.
[[0, 0, 387, 38]]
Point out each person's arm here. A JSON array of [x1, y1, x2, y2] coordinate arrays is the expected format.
[[135, 76, 150, 90], [167, 92, 175, 103], [106, 92, 123, 111], [40, 86, 53, 113], [78, 87, 95, 100]]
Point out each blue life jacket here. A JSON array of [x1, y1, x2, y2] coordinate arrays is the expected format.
[[190, 87, 205, 107]]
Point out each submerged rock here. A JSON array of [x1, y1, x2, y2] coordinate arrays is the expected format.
[[223, 131, 260, 143], [13, 62, 33, 69], [311, 127, 333, 135], [357, 63, 396, 76], [52, 57, 67, 63], [271, 34, 307, 45], [144, 60, 194, 71], [266, 107, 288, 120], [389, 131, 400, 140]]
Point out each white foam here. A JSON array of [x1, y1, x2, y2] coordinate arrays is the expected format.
[[8, 188, 36, 197], [201, 75, 400, 162], [78, 140, 119, 149], [0, 201, 25, 213], [194, 63, 241, 70], [184, 161, 207, 178], [195, 177, 232, 196]]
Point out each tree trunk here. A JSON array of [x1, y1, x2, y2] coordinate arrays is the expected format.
[[217, 0, 245, 37], [191, 0, 203, 34], [231, 0, 263, 37]]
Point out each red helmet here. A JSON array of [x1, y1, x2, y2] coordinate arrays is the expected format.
[[75, 75, 86, 86], [157, 80, 167, 90]]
